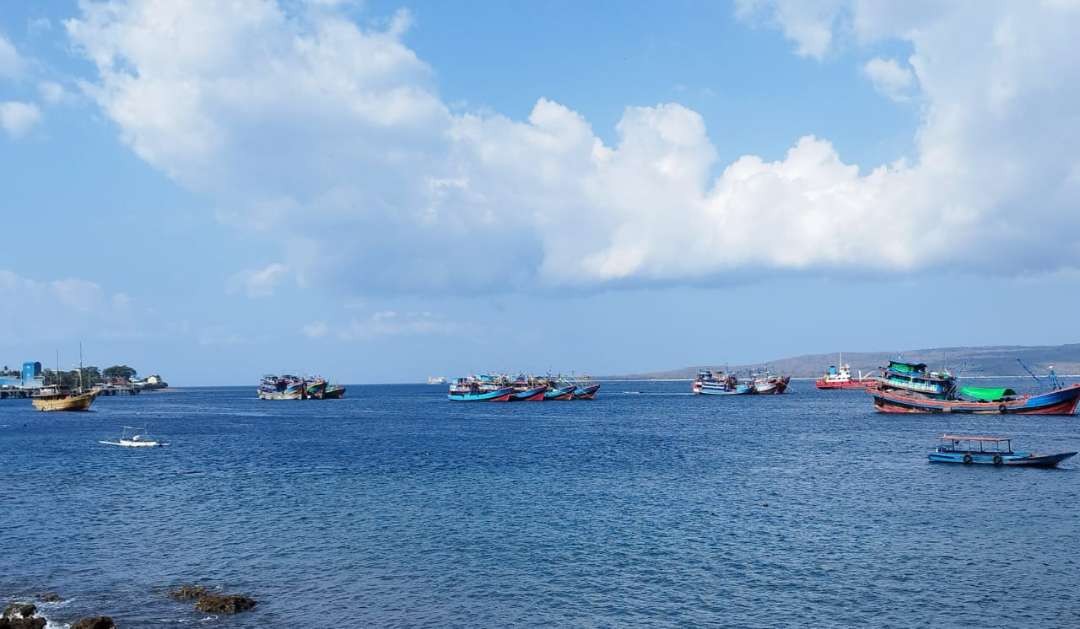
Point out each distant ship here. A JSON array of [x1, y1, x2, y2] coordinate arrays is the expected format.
[[815, 359, 873, 390], [427, 376, 447, 385]]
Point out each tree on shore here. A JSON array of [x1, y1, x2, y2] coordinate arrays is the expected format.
[[103, 365, 137, 381]]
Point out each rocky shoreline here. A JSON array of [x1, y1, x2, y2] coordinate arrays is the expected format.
[[2, 586, 256, 628]]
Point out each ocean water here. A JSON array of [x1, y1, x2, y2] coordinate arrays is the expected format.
[[2, 381, 1079, 627]]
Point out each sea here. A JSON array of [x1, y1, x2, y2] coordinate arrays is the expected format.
[[2, 380, 1079, 628]]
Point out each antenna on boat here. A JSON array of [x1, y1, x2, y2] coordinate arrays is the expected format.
[[1017, 358, 1045, 390]]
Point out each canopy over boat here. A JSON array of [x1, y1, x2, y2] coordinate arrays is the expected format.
[[959, 387, 1017, 402], [940, 434, 1010, 442], [888, 361, 926, 374]]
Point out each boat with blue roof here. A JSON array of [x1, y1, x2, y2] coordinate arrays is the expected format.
[[929, 434, 1076, 467], [448, 375, 514, 402]]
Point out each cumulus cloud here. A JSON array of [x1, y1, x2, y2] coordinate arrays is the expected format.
[[0, 101, 42, 138], [38, 81, 68, 104], [0, 270, 138, 343], [863, 57, 915, 101], [227, 263, 290, 298], [301, 320, 329, 338], [64, 0, 1080, 293], [0, 32, 21, 78], [337, 310, 456, 340]]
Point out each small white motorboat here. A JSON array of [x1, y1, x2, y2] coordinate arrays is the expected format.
[[100, 426, 167, 448]]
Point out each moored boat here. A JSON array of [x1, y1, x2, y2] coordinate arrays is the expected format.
[[815, 360, 873, 389], [693, 370, 753, 395], [32, 387, 100, 412], [99, 426, 167, 448], [872, 382, 1080, 414], [929, 434, 1076, 467], [877, 361, 956, 398], [449, 376, 514, 402], [304, 377, 328, 398], [573, 383, 601, 400], [752, 369, 790, 395], [321, 384, 347, 399], [543, 384, 577, 400]]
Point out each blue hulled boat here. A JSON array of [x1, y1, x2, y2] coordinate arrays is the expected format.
[[692, 370, 753, 395], [929, 434, 1076, 467], [573, 383, 601, 400], [448, 376, 513, 402], [544, 384, 576, 400]]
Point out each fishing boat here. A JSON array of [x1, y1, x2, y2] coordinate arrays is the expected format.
[[304, 377, 328, 399], [573, 382, 601, 400], [99, 426, 167, 448], [32, 387, 99, 412], [448, 376, 514, 402], [321, 383, 347, 399], [751, 369, 790, 395], [872, 382, 1080, 414], [508, 374, 547, 401], [542, 381, 577, 400], [929, 434, 1076, 467], [32, 347, 100, 412], [258, 375, 306, 400], [871, 363, 1080, 414], [692, 370, 753, 395], [877, 361, 956, 398], [815, 359, 873, 389]]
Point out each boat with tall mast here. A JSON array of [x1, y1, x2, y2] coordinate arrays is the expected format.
[[31, 346, 100, 412]]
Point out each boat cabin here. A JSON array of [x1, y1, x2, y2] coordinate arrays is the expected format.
[[937, 434, 1013, 455]]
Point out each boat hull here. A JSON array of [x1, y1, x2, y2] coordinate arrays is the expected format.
[[511, 386, 547, 401], [448, 386, 514, 402], [754, 377, 790, 395], [871, 383, 1080, 415], [699, 384, 754, 396], [929, 451, 1076, 467], [321, 385, 346, 399], [32, 390, 98, 412], [544, 385, 576, 401], [573, 384, 601, 400]]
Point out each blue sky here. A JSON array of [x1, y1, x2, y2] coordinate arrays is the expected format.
[[2, 1, 1079, 384]]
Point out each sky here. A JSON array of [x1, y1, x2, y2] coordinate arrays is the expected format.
[[2, 0, 1080, 385]]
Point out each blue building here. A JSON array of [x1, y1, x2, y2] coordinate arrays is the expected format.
[[0, 361, 44, 389]]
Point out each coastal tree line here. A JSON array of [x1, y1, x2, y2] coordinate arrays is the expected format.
[[0, 364, 140, 387]]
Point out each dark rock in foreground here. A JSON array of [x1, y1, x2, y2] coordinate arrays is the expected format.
[[167, 585, 209, 601], [1, 602, 44, 629], [71, 617, 115, 629], [194, 594, 257, 614]]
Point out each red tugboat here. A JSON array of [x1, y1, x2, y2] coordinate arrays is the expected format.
[[815, 360, 873, 390]]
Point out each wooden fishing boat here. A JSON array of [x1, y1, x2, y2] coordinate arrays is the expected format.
[[573, 383, 601, 400], [449, 376, 513, 402], [693, 370, 753, 395], [752, 370, 790, 394], [871, 382, 1080, 414], [543, 384, 576, 400], [32, 387, 99, 412], [929, 434, 1076, 467], [321, 384, 346, 399], [511, 385, 547, 401]]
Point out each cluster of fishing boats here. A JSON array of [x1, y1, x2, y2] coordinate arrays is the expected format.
[[258, 375, 346, 400], [691, 369, 790, 395], [448, 374, 600, 402]]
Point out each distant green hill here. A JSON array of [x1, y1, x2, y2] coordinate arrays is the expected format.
[[609, 343, 1080, 380]]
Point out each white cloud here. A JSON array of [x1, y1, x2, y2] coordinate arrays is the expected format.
[[65, 0, 1080, 293], [337, 310, 456, 340], [301, 320, 329, 338], [38, 81, 67, 104], [0, 101, 42, 138], [863, 57, 915, 101], [735, 0, 847, 59], [0, 32, 21, 78], [0, 270, 139, 343], [227, 262, 290, 298]]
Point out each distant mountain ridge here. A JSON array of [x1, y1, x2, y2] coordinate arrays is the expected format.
[[608, 343, 1080, 380]]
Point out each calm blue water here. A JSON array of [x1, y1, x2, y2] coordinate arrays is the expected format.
[[2, 381, 1080, 627]]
